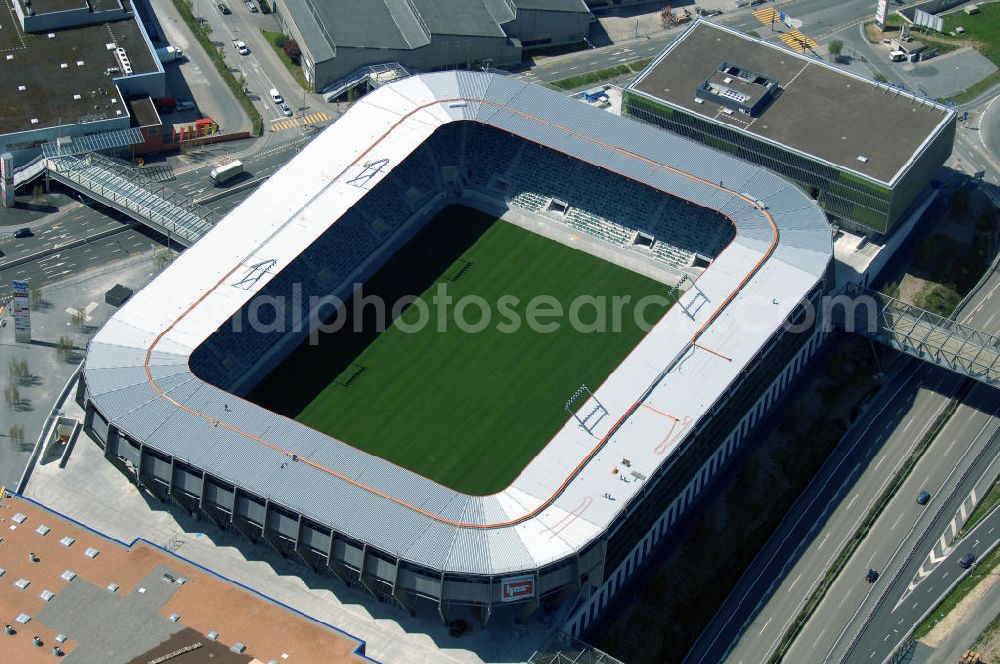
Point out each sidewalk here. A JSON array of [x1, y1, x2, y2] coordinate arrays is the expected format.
[[0, 192, 77, 231]]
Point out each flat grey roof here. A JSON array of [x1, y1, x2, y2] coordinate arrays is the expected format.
[[296, 0, 429, 51], [284, 0, 586, 58], [0, 10, 158, 135], [629, 20, 954, 184], [515, 0, 589, 12], [21, 0, 87, 14]]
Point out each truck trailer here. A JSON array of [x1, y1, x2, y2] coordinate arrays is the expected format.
[[210, 160, 244, 186]]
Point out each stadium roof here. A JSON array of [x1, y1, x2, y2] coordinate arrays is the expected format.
[[84, 71, 832, 576], [628, 20, 955, 184]]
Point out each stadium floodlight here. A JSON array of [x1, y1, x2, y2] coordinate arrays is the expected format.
[[564, 384, 608, 435]]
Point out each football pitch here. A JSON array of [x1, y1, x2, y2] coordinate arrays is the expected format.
[[253, 205, 675, 495]]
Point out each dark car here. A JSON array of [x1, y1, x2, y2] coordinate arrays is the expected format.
[[916, 490, 931, 505], [218, 2, 231, 14], [959, 553, 976, 569], [12, 227, 32, 238], [866, 568, 879, 583]]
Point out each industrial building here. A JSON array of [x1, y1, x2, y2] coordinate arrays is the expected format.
[[273, 0, 592, 92], [0, 0, 165, 165], [78, 71, 832, 634], [624, 20, 956, 236]]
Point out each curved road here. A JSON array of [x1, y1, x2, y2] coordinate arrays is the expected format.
[[980, 94, 1000, 169]]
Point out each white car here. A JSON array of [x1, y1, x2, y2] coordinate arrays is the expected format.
[[269, 88, 284, 104], [236, 40, 249, 55]]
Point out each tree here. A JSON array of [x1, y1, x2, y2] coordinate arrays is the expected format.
[[282, 39, 301, 65], [30, 287, 43, 308], [154, 249, 174, 272], [660, 5, 674, 28], [8, 358, 29, 385], [71, 308, 87, 330], [4, 384, 20, 406], [828, 39, 844, 61], [8, 424, 25, 449], [56, 336, 74, 361]]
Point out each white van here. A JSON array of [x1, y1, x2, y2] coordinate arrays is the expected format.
[[269, 88, 284, 104]]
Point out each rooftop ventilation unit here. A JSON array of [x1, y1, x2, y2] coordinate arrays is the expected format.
[[30, 118, 38, 125], [60, 63, 68, 69], [59, 537, 75, 547], [35, 525, 50, 536], [84, 547, 99, 559], [12, 513, 25, 524], [73, 94, 81, 100], [15, 578, 30, 589], [114, 48, 132, 76], [105, 42, 116, 50], [47, 33, 55, 39], [77, 60, 84, 67], [17, 85, 25, 91], [5, 54, 13, 61], [60, 570, 76, 582]]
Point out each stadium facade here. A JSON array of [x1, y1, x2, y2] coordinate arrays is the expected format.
[[274, 0, 592, 92], [79, 71, 833, 635], [624, 21, 956, 237]]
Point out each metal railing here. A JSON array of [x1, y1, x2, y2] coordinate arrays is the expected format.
[[46, 153, 218, 246], [837, 287, 1000, 389]]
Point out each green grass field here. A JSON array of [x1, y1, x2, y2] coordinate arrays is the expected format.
[[254, 206, 674, 495]]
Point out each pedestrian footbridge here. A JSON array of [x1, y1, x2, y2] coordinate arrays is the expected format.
[[45, 152, 217, 247], [835, 287, 1000, 389]]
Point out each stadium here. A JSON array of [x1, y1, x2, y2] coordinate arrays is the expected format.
[[78, 71, 833, 636]]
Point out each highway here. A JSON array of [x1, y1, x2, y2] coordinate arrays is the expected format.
[[685, 260, 1000, 664], [839, 404, 1000, 662], [682, 362, 964, 664], [795, 387, 1000, 662]]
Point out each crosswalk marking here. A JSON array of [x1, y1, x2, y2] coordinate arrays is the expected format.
[[270, 112, 333, 132], [752, 7, 780, 25], [778, 30, 818, 53]]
